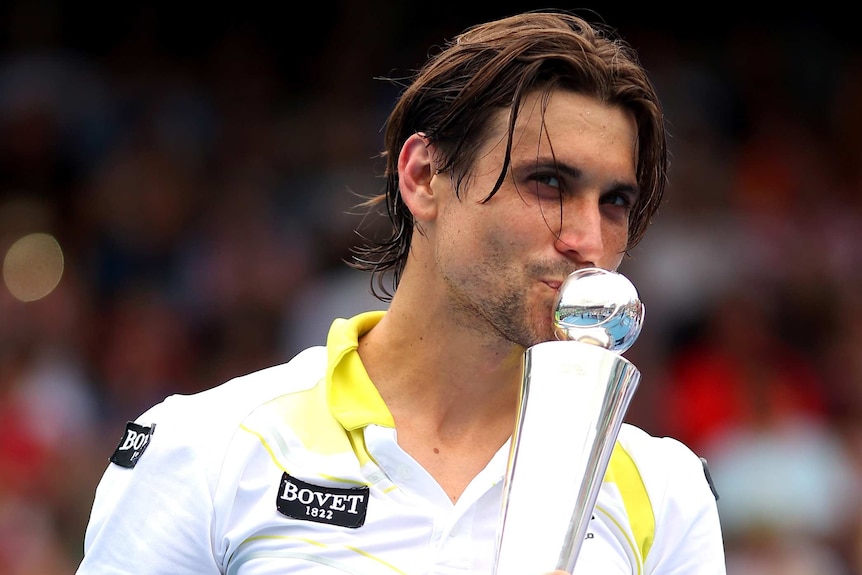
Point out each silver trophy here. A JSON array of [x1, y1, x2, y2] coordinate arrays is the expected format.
[[493, 267, 645, 575]]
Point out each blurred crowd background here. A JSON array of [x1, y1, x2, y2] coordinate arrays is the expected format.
[[1, 2, 861, 573]]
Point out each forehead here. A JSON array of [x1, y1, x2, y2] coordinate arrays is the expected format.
[[533, 90, 632, 143], [486, 89, 638, 162]]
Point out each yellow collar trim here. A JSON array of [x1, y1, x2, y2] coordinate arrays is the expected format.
[[326, 311, 394, 430]]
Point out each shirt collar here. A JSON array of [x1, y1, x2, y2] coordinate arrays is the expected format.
[[326, 311, 395, 430]]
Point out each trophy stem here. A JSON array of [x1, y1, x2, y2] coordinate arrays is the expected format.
[[493, 340, 641, 575]]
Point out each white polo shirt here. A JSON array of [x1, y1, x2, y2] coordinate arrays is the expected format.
[[77, 311, 725, 574]]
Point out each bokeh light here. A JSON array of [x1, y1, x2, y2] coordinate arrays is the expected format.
[[3, 232, 65, 302]]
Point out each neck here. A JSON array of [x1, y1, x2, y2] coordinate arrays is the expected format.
[[358, 292, 525, 431]]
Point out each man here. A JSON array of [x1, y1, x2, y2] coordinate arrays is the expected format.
[[77, 10, 725, 574]]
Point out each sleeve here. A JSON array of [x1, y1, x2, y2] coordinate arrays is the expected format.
[[76, 397, 224, 575], [640, 435, 727, 575]]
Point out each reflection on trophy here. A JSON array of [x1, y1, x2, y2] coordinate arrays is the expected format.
[[493, 267, 645, 575]]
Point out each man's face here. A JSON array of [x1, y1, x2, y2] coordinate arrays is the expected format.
[[429, 89, 639, 348]]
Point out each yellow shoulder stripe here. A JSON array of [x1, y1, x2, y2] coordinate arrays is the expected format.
[[607, 442, 655, 562]]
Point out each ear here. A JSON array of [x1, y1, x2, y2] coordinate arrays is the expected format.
[[398, 133, 437, 222]]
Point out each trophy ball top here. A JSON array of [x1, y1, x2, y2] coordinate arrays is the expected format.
[[552, 267, 644, 353]]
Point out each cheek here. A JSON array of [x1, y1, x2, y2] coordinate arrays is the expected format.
[[607, 251, 626, 271], [444, 215, 522, 275], [607, 222, 629, 246], [603, 226, 629, 267]]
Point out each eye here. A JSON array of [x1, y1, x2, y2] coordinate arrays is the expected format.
[[601, 190, 635, 210], [530, 172, 563, 200], [599, 190, 636, 224], [536, 173, 561, 188]]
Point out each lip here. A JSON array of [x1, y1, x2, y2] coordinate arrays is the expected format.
[[542, 279, 563, 291]]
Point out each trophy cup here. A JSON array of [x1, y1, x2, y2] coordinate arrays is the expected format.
[[493, 267, 645, 575]]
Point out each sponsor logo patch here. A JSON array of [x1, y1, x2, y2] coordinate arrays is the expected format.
[[276, 472, 369, 528], [109, 422, 156, 468]]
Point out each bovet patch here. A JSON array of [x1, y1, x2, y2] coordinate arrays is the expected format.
[[109, 422, 156, 468], [276, 472, 369, 528]]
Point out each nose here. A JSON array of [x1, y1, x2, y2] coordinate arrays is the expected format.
[[553, 198, 605, 264]]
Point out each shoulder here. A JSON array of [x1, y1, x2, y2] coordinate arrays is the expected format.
[[617, 423, 719, 502], [152, 346, 326, 425], [175, 346, 327, 413], [113, 346, 329, 471], [616, 424, 726, 572]]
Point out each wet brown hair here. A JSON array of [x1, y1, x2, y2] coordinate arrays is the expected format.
[[351, 10, 667, 302]]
